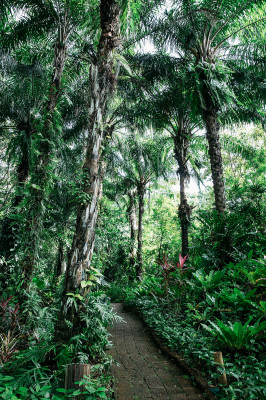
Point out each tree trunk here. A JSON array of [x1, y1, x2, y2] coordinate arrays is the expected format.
[[0, 121, 32, 288], [54, 239, 65, 278], [203, 108, 226, 213], [65, 364, 91, 390], [173, 122, 192, 257], [21, 26, 68, 291], [178, 172, 191, 257], [16, 120, 31, 199], [136, 182, 145, 279], [128, 190, 137, 273], [0, 121, 31, 251], [57, 0, 120, 339]]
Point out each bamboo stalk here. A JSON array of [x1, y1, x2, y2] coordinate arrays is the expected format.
[[213, 351, 227, 386]]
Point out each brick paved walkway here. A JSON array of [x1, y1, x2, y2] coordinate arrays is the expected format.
[[108, 303, 203, 400]]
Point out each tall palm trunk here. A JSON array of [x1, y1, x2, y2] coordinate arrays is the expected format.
[[173, 122, 192, 257], [57, 0, 120, 337], [21, 26, 68, 291], [128, 190, 137, 272], [202, 91, 226, 213], [201, 84, 233, 264], [136, 182, 145, 279]]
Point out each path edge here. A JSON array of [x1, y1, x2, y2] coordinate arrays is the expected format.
[[123, 303, 218, 400]]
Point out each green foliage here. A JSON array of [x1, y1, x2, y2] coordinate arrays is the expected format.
[[0, 373, 108, 400], [191, 269, 224, 293], [202, 318, 266, 351], [0, 293, 116, 398], [105, 284, 124, 302], [0, 1, 265, 400]]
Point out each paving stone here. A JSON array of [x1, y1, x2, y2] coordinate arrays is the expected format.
[[170, 394, 189, 400], [107, 303, 203, 400]]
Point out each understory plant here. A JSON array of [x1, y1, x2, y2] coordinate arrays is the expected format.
[[122, 243, 266, 400], [202, 318, 266, 351], [0, 291, 117, 399]]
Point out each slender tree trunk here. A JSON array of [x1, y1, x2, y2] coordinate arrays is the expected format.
[[57, 0, 120, 339], [136, 182, 145, 279], [0, 120, 31, 260], [21, 27, 68, 291], [54, 239, 65, 278], [173, 122, 192, 257], [128, 190, 137, 273], [15, 120, 31, 200], [158, 228, 163, 260], [0, 121, 32, 289], [178, 172, 191, 256], [203, 106, 226, 213]]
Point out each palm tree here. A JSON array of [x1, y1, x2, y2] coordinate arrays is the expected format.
[[0, 57, 46, 258], [117, 58, 201, 256], [151, 0, 265, 213], [1, 0, 93, 290], [58, 0, 165, 335], [110, 132, 171, 277]]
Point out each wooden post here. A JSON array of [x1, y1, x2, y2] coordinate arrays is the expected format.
[[213, 351, 227, 386], [65, 364, 91, 390]]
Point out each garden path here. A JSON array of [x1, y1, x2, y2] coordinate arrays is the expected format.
[[108, 303, 203, 400]]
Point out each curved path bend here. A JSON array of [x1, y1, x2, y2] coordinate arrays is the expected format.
[[108, 303, 203, 400]]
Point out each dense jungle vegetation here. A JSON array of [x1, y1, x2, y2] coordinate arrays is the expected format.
[[0, 0, 265, 399]]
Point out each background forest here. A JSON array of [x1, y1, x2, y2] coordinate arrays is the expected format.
[[0, 0, 265, 399]]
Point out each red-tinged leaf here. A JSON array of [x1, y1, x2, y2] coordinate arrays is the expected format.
[[179, 254, 188, 268], [14, 304, 19, 313]]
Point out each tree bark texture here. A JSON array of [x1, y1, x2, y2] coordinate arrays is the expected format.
[[203, 102, 226, 213], [21, 26, 68, 291], [128, 190, 137, 271], [173, 121, 193, 257], [65, 364, 91, 390], [58, 0, 120, 336], [136, 182, 145, 279]]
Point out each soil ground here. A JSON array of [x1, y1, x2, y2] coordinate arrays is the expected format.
[[108, 303, 204, 400]]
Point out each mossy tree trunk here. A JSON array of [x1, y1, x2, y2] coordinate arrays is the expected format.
[[57, 0, 120, 339], [201, 80, 226, 213]]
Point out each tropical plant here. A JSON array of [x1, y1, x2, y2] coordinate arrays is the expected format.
[[191, 269, 224, 294], [150, 0, 265, 213], [203, 318, 266, 351], [218, 287, 257, 311], [118, 65, 199, 256], [0, 332, 21, 365], [106, 131, 172, 277], [0, 297, 20, 333]]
